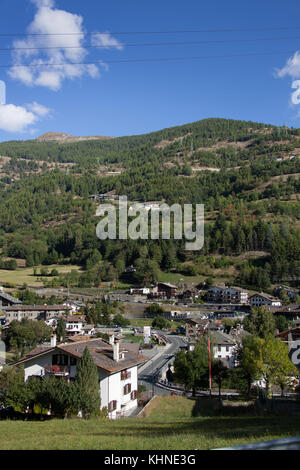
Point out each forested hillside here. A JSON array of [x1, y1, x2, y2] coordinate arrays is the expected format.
[[0, 118, 299, 291]]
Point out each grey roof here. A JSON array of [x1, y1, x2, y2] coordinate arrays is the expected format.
[[211, 331, 237, 346], [5, 304, 72, 311], [158, 282, 177, 288], [13, 338, 146, 374], [249, 292, 281, 302], [0, 292, 22, 304]]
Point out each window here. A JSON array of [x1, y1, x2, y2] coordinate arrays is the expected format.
[[121, 370, 131, 380], [226, 346, 229, 352], [52, 354, 68, 366], [108, 400, 117, 412], [70, 357, 77, 366], [131, 390, 137, 400], [123, 383, 131, 395]]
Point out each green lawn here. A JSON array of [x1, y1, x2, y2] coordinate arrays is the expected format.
[[129, 319, 153, 327], [158, 270, 234, 287], [0, 264, 82, 287], [1, 396, 300, 450], [129, 318, 182, 329]]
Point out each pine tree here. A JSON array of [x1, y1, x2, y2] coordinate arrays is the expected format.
[[56, 318, 66, 342], [75, 347, 100, 418]]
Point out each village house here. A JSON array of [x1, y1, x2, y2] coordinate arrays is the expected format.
[[45, 316, 61, 328], [274, 285, 298, 302], [130, 287, 150, 295], [211, 331, 238, 369], [164, 310, 191, 321], [249, 293, 282, 308], [206, 286, 249, 304], [187, 325, 249, 369], [178, 287, 199, 302], [82, 324, 96, 336], [185, 318, 209, 337], [12, 334, 146, 419], [65, 315, 87, 336], [152, 282, 177, 299], [4, 304, 73, 325], [276, 327, 300, 346], [271, 304, 300, 322], [63, 300, 85, 313]]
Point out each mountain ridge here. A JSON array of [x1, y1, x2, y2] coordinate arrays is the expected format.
[[36, 131, 113, 143]]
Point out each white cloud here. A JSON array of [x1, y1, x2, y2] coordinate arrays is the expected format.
[[8, 1, 122, 90], [91, 32, 123, 51], [0, 104, 37, 132], [27, 101, 51, 116], [0, 101, 50, 133], [30, 0, 54, 7]]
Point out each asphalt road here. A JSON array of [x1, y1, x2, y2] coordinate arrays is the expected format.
[[138, 334, 187, 396]]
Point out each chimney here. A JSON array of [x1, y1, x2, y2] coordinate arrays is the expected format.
[[113, 339, 120, 362], [50, 334, 57, 348], [109, 333, 115, 345]]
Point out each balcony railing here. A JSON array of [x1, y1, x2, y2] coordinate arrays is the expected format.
[[44, 365, 70, 376]]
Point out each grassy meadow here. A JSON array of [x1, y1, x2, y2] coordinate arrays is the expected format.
[[0, 264, 82, 287], [1, 396, 300, 450]]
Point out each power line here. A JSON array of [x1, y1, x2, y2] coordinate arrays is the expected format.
[[1, 26, 300, 37], [2, 35, 300, 52], [1, 49, 297, 68]]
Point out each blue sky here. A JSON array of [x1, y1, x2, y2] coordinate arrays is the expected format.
[[1, 0, 300, 141]]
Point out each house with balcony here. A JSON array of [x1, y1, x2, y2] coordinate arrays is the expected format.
[[185, 318, 209, 337], [11, 334, 146, 419], [271, 304, 300, 322], [65, 315, 87, 336], [249, 293, 282, 308], [152, 282, 177, 299], [206, 286, 248, 304]]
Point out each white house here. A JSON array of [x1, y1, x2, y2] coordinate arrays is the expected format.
[[130, 287, 150, 295], [12, 335, 146, 419], [65, 315, 87, 336], [249, 293, 282, 307], [63, 301, 84, 313], [211, 331, 238, 369], [45, 316, 61, 328], [187, 331, 238, 369]]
